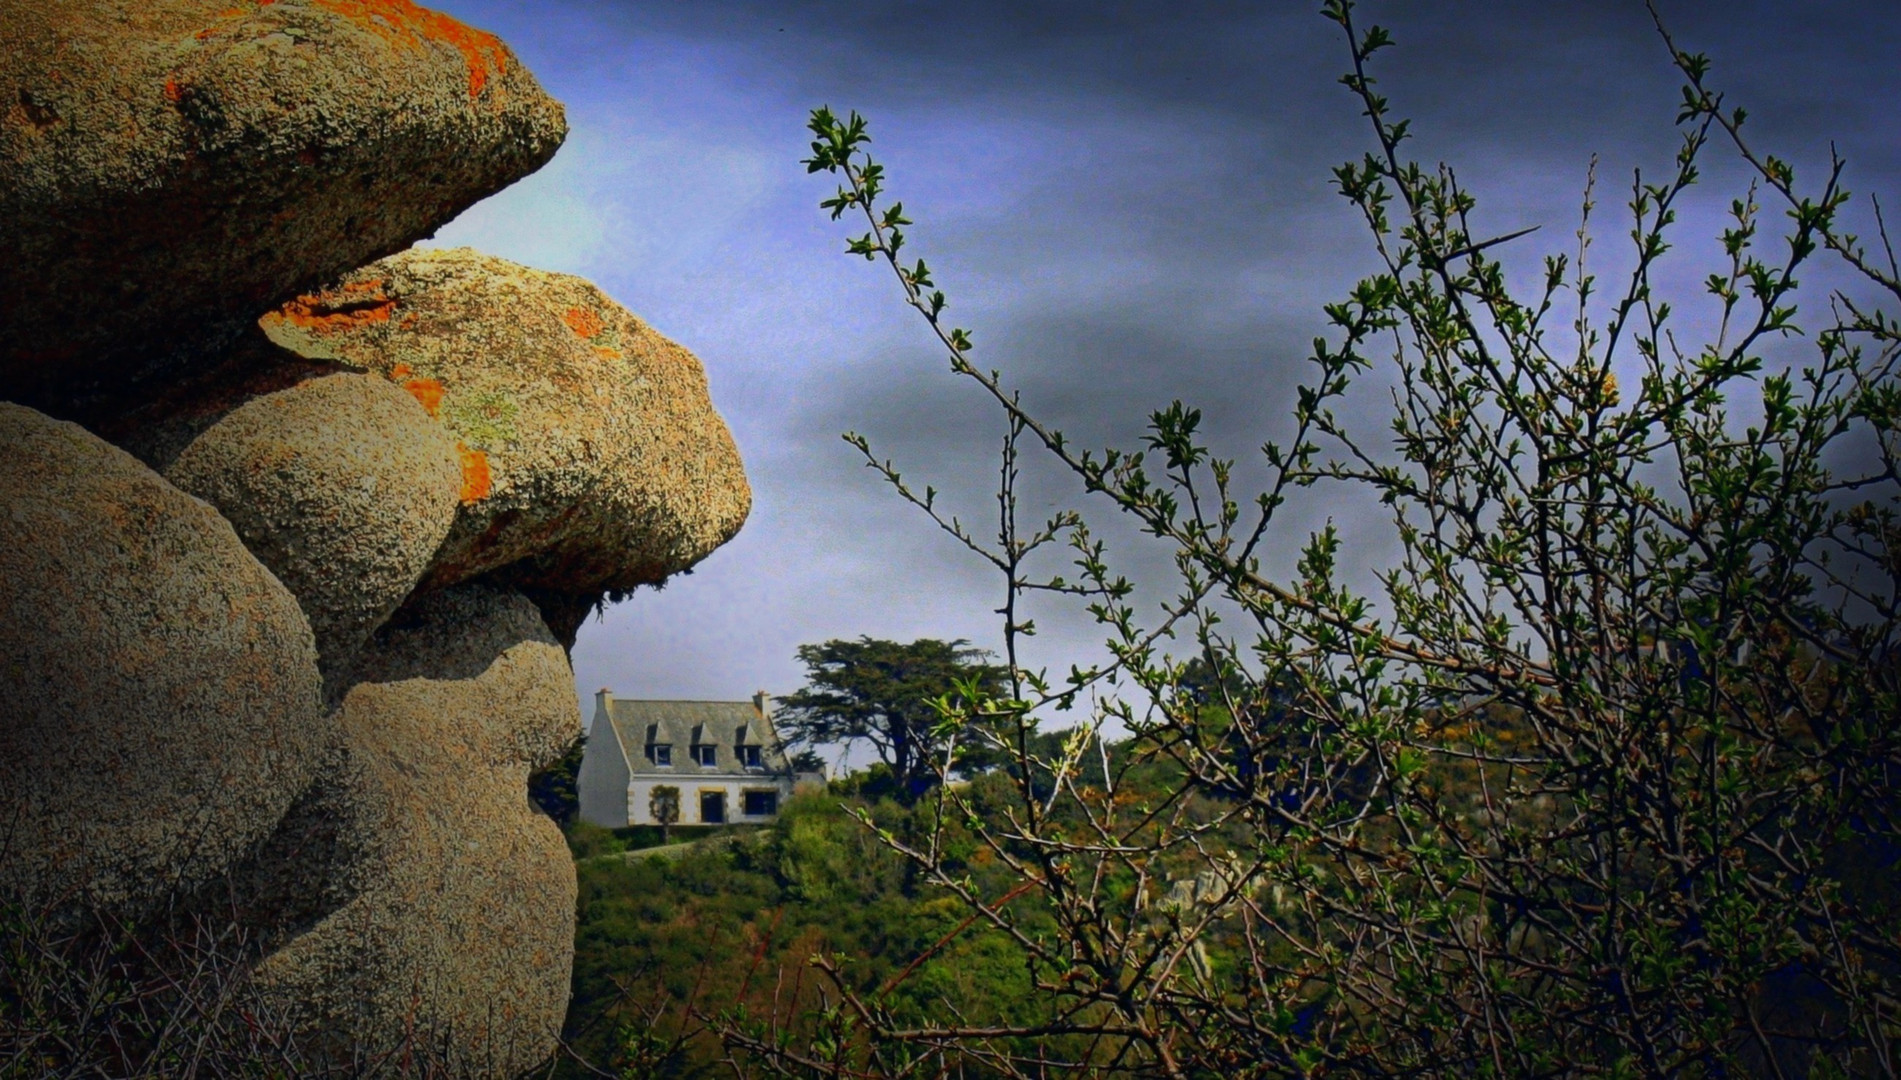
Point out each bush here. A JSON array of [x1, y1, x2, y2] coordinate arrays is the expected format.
[[565, 820, 628, 861], [725, 2, 1901, 1076], [558, 793, 945, 1078]]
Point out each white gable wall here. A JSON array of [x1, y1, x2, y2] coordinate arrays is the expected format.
[[577, 691, 633, 827]]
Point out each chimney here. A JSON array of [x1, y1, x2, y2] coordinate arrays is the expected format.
[[752, 690, 771, 719], [595, 688, 612, 716]]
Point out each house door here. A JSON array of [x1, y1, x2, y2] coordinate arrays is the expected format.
[[700, 791, 726, 824]]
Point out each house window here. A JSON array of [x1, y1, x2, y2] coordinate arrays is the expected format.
[[739, 745, 763, 770], [700, 790, 726, 824], [692, 744, 717, 767], [650, 744, 672, 767], [743, 790, 778, 816]]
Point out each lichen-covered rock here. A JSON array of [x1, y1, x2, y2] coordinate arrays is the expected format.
[[0, 0, 567, 415], [161, 371, 463, 676], [0, 402, 326, 916], [257, 247, 752, 599], [232, 584, 578, 1073]]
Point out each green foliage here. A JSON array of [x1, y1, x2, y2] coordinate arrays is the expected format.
[[778, 637, 1007, 803], [560, 787, 1067, 1078], [650, 784, 682, 844], [560, 754, 1239, 1076], [566, 819, 628, 861], [529, 731, 585, 826]]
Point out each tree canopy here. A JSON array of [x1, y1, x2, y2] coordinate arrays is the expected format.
[[776, 637, 1005, 802]]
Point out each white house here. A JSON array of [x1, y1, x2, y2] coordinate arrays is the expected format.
[[578, 690, 814, 828]]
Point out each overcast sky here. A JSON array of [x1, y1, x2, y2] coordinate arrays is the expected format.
[[418, 0, 1901, 733]]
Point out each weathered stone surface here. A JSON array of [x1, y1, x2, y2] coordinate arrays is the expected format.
[[341, 583, 583, 771], [0, 403, 326, 915], [161, 371, 463, 675], [258, 247, 752, 599], [0, 0, 567, 415], [231, 584, 578, 1073]]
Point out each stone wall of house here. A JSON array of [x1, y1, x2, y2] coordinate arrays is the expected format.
[[0, 2, 750, 1073], [621, 776, 798, 827]]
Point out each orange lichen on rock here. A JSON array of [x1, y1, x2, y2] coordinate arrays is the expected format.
[[163, 75, 183, 103], [403, 378, 445, 417], [195, 2, 277, 38], [592, 346, 622, 361], [269, 280, 396, 334], [457, 443, 491, 502], [311, 0, 509, 99], [562, 307, 603, 339]]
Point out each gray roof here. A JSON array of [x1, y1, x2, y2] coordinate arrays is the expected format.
[[599, 698, 793, 778]]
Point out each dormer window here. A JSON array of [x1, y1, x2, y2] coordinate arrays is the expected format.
[[693, 744, 717, 767], [739, 745, 763, 770], [649, 744, 672, 767]]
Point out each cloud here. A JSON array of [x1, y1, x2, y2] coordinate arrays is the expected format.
[[429, 0, 1901, 723], [420, 129, 614, 273]]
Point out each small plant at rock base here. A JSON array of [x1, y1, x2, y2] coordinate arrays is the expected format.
[[0, 897, 540, 1079], [724, 2, 1901, 1076]]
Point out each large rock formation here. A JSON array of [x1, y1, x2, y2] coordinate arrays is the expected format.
[[0, 2, 749, 1073], [162, 371, 464, 675], [257, 247, 753, 601], [0, 403, 327, 916], [0, 0, 567, 415], [226, 586, 579, 1072]]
